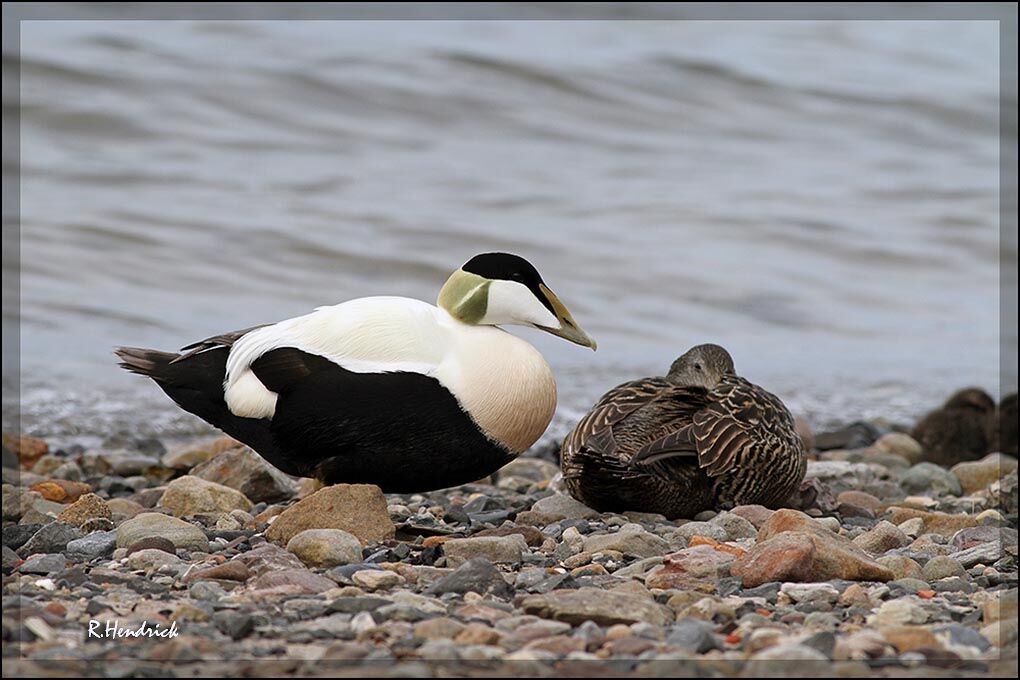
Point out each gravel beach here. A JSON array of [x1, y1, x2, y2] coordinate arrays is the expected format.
[[2, 419, 1017, 677]]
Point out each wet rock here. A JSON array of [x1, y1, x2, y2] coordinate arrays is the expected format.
[[520, 587, 672, 626], [644, 545, 735, 592], [901, 463, 962, 496], [732, 509, 893, 587], [582, 523, 670, 558], [190, 445, 297, 503], [17, 522, 81, 557], [116, 512, 209, 552], [531, 494, 598, 520], [264, 484, 394, 545], [443, 534, 528, 566], [426, 558, 512, 598], [286, 529, 363, 568], [158, 475, 252, 517], [951, 454, 1017, 495]]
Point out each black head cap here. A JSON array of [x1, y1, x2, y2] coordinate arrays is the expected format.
[[461, 252, 553, 314]]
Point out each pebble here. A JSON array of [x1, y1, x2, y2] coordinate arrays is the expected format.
[[190, 445, 297, 503], [285, 529, 363, 568], [158, 475, 253, 517], [442, 534, 528, 566], [520, 588, 673, 626], [582, 523, 670, 557], [901, 462, 963, 496], [17, 553, 66, 574], [530, 494, 598, 519], [351, 569, 403, 590], [264, 484, 394, 545], [921, 555, 966, 581], [55, 493, 112, 527], [426, 557, 512, 598], [116, 512, 209, 552], [950, 453, 1017, 495], [17, 522, 81, 557]]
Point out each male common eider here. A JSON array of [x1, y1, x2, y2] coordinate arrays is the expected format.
[[560, 344, 805, 519], [116, 253, 595, 492]]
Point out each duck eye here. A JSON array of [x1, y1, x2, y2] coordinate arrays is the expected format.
[[694, 363, 702, 370]]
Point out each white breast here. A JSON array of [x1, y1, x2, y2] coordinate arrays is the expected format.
[[223, 298, 558, 454]]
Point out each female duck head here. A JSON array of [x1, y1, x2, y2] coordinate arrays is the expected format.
[[438, 252, 597, 350], [668, 344, 735, 389]]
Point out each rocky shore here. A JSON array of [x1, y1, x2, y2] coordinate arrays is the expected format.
[[2, 417, 1017, 677]]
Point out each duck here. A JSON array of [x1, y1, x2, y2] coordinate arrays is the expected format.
[[116, 252, 596, 492], [560, 344, 805, 519], [994, 393, 1018, 455], [911, 387, 996, 466]]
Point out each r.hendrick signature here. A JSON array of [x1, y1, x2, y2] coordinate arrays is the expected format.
[[88, 619, 180, 639]]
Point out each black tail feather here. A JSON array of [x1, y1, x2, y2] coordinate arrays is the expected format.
[[114, 346, 179, 379]]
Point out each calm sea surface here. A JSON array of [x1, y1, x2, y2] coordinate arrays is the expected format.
[[6, 13, 1011, 448]]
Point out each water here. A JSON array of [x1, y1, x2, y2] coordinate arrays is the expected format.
[[7, 14, 1011, 446]]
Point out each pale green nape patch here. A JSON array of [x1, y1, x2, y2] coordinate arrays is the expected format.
[[437, 269, 490, 324]]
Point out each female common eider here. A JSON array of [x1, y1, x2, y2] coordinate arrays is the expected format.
[[116, 253, 595, 492], [911, 387, 997, 466], [560, 344, 805, 519]]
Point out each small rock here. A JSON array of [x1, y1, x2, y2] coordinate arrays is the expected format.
[[951, 454, 1018, 495], [17, 522, 81, 557], [56, 493, 112, 527], [732, 509, 893, 587], [582, 523, 670, 558], [852, 521, 909, 555], [249, 568, 336, 594], [264, 484, 394, 545], [531, 494, 598, 520], [876, 555, 924, 580], [286, 529, 362, 568], [185, 561, 252, 583], [666, 619, 719, 653], [351, 569, 402, 590], [116, 512, 209, 552], [781, 582, 840, 604], [644, 545, 735, 592], [520, 587, 672, 626], [214, 611, 255, 640], [901, 463, 962, 497], [65, 530, 117, 559], [672, 521, 728, 543], [426, 558, 512, 598], [158, 475, 252, 517], [836, 491, 883, 514], [922, 555, 966, 581], [443, 534, 528, 566], [17, 553, 65, 574], [127, 548, 182, 571], [190, 445, 297, 503], [709, 512, 758, 540], [883, 508, 977, 538], [874, 599, 928, 625], [729, 505, 775, 528], [873, 433, 923, 464], [413, 617, 466, 640]]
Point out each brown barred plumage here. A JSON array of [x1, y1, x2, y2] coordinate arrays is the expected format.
[[560, 364, 806, 519]]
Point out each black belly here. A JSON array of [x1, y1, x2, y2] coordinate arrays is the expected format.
[[262, 353, 517, 493]]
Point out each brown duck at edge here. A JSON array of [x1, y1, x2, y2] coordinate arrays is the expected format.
[[560, 344, 806, 519]]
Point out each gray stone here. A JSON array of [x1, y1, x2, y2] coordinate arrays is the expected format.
[[709, 513, 758, 540], [531, 494, 598, 520], [426, 557, 512, 598], [17, 522, 82, 557], [852, 521, 909, 555], [582, 523, 670, 558], [672, 521, 728, 543], [17, 553, 66, 574], [443, 534, 528, 566], [666, 619, 719, 653], [65, 530, 118, 559], [191, 446, 297, 503], [116, 512, 209, 552], [901, 463, 962, 497], [921, 555, 966, 581]]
